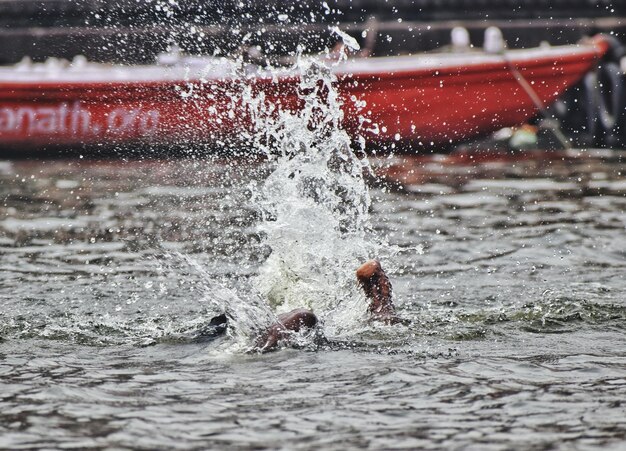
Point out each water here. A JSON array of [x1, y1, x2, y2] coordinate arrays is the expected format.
[[2, 55, 626, 448], [1, 148, 625, 449]]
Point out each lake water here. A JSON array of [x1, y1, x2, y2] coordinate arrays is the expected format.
[[1, 147, 625, 449]]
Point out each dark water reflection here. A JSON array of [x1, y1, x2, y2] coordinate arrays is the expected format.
[[1, 150, 625, 449]]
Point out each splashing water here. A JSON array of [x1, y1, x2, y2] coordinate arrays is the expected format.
[[244, 57, 383, 338], [178, 253, 276, 353], [166, 49, 387, 350], [330, 26, 361, 52]]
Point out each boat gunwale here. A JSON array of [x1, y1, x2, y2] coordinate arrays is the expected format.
[[0, 35, 607, 92]]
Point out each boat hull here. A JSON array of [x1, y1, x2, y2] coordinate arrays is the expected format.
[[0, 36, 609, 152]]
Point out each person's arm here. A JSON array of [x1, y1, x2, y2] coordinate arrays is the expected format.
[[356, 260, 406, 324], [254, 308, 318, 352]]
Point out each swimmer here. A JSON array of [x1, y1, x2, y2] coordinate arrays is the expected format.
[[254, 307, 319, 352], [206, 259, 402, 352]]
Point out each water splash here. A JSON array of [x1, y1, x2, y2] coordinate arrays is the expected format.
[[133, 56, 383, 349], [330, 26, 361, 52], [245, 57, 382, 337]]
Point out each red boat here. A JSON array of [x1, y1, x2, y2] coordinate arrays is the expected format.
[[0, 34, 609, 152]]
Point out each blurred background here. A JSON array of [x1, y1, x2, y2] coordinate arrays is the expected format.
[[1, 0, 624, 63], [1, 0, 625, 150]]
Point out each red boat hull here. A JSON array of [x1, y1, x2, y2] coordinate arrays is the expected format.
[[0, 36, 609, 151]]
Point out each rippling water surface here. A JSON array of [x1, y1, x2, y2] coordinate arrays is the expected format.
[[1, 149, 626, 450]]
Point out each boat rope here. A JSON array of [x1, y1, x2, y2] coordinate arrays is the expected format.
[[502, 53, 573, 150]]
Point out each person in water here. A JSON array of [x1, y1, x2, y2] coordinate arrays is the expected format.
[[254, 259, 403, 352], [207, 260, 402, 352]]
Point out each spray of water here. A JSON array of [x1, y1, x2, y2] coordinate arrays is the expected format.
[[241, 53, 383, 339], [178, 253, 276, 353]]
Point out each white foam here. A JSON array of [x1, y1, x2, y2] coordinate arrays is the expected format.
[[248, 59, 381, 337]]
